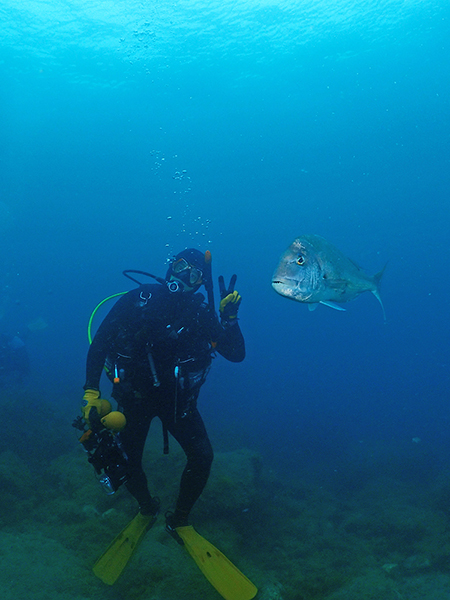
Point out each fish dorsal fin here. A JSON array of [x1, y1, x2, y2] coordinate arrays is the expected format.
[[319, 301, 346, 312]]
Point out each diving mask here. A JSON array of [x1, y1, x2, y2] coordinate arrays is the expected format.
[[172, 257, 203, 286]]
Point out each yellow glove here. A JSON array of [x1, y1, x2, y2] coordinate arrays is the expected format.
[[81, 389, 112, 426], [219, 290, 241, 321], [218, 274, 241, 322]]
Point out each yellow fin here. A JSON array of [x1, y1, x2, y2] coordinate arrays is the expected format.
[[93, 512, 155, 585], [176, 525, 257, 600]]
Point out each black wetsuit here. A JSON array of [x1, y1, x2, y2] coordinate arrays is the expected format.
[[84, 283, 245, 519]]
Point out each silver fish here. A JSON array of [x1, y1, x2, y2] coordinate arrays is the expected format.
[[272, 234, 386, 320]]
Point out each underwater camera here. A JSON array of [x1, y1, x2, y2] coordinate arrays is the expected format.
[[72, 407, 129, 495]]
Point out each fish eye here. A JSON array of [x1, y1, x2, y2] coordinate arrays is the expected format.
[[296, 255, 305, 265]]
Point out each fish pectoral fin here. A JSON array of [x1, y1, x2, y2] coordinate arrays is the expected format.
[[372, 290, 386, 323], [308, 304, 318, 312], [319, 301, 346, 312]]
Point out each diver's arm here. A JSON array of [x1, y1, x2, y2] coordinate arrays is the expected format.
[[84, 336, 109, 391], [214, 320, 245, 363], [213, 274, 244, 361], [83, 293, 132, 390]]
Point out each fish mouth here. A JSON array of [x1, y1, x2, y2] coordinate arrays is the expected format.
[[272, 280, 290, 292], [272, 277, 302, 288], [272, 279, 290, 289], [272, 279, 296, 298], [272, 279, 311, 300]]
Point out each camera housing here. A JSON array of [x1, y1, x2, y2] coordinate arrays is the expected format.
[[73, 408, 129, 495]]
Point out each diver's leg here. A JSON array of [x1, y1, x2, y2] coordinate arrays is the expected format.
[[165, 408, 214, 527], [119, 402, 159, 515]]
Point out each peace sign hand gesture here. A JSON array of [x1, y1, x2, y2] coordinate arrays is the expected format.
[[218, 275, 241, 323]]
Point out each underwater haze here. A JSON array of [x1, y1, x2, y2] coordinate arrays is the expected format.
[[1, 1, 450, 599]]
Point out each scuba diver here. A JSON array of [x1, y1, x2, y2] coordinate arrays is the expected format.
[[0, 332, 30, 387], [81, 248, 244, 542]]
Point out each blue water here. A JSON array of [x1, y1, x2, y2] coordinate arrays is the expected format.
[[1, 0, 449, 477]]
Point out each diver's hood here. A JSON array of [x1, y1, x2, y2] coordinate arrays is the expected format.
[[166, 248, 208, 293]]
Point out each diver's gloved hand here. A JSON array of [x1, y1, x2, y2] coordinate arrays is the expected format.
[[219, 274, 241, 324], [81, 389, 111, 427]]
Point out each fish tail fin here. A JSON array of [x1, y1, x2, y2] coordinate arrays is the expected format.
[[372, 263, 387, 323]]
